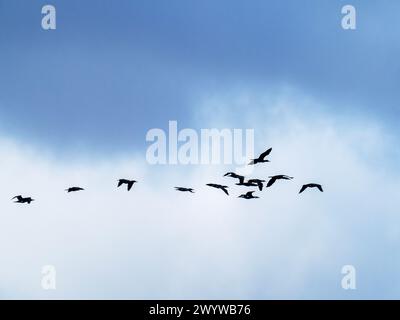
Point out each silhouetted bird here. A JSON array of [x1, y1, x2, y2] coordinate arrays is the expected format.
[[249, 148, 272, 165], [266, 175, 294, 188], [175, 187, 194, 193], [247, 179, 265, 191], [224, 172, 245, 181], [236, 177, 258, 188], [238, 191, 259, 199], [65, 187, 84, 193], [299, 183, 323, 194], [206, 183, 229, 195], [117, 179, 137, 191], [12, 195, 34, 204]]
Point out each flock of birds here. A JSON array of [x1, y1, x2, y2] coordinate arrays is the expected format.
[[11, 147, 323, 204], [204, 148, 323, 199]]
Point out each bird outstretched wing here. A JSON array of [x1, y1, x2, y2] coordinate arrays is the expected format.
[[259, 148, 272, 160], [299, 185, 308, 194], [267, 177, 277, 188], [237, 176, 245, 184], [248, 179, 263, 191], [127, 181, 134, 191]]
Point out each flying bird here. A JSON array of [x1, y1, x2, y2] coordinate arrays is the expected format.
[[206, 183, 229, 195], [238, 191, 259, 199], [266, 175, 294, 188], [175, 187, 195, 193], [224, 172, 245, 181], [299, 183, 323, 194], [247, 179, 265, 191], [65, 187, 84, 193], [248, 148, 272, 165], [117, 179, 137, 191], [235, 177, 258, 188], [12, 195, 34, 204]]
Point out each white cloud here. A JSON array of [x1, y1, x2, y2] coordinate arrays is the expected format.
[[0, 90, 399, 299]]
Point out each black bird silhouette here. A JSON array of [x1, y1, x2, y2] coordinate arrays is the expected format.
[[224, 172, 245, 181], [12, 195, 34, 204], [206, 183, 229, 195], [236, 177, 258, 188], [266, 175, 294, 188], [238, 191, 259, 199], [299, 183, 323, 194], [65, 187, 84, 193], [247, 179, 265, 191], [117, 179, 137, 191], [175, 187, 195, 193], [249, 148, 272, 165]]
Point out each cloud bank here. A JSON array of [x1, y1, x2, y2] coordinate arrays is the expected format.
[[0, 90, 399, 299]]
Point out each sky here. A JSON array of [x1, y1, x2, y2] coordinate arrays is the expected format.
[[0, 0, 400, 299]]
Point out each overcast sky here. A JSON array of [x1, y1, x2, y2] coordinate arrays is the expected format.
[[0, 0, 399, 299]]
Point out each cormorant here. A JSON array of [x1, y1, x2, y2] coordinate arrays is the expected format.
[[247, 179, 265, 191], [238, 191, 259, 199], [248, 148, 272, 165], [266, 175, 294, 188], [12, 195, 34, 204], [118, 179, 137, 191], [299, 183, 323, 194], [175, 187, 195, 193], [65, 187, 84, 193], [206, 183, 229, 195]]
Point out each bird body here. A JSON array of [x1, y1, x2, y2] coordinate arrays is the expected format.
[[238, 191, 259, 199], [299, 183, 323, 194], [247, 179, 265, 191], [235, 177, 259, 188], [12, 195, 34, 204], [224, 172, 245, 181], [66, 187, 84, 193], [118, 179, 137, 191], [175, 187, 194, 193], [236, 181, 257, 187], [206, 183, 229, 195], [249, 148, 272, 165], [266, 175, 294, 188], [240, 182, 256, 186]]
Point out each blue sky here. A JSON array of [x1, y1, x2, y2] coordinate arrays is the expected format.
[[0, 0, 400, 299], [0, 0, 399, 153]]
